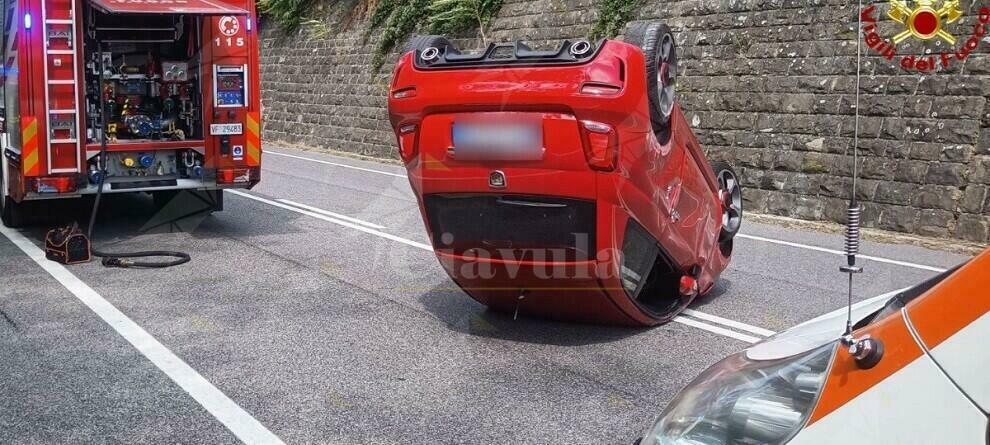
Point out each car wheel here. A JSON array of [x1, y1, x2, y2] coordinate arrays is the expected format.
[[625, 22, 677, 143], [712, 161, 742, 248], [403, 35, 459, 63]]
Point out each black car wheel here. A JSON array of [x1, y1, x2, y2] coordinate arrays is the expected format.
[[625, 21, 678, 143], [711, 161, 742, 249]]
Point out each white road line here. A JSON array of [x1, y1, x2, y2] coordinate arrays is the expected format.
[[265, 150, 407, 178], [681, 308, 776, 337], [230, 189, 769, 343], [672, 316, 762, 344], [736, 233, 947, 273], [277, 198, 387, 229], [0, 225, 285, 445], [228, 189, 432, 251], [264, 148, 950, 274]]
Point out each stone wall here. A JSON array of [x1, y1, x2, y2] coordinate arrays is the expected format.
[[259, 0, 990, 243]]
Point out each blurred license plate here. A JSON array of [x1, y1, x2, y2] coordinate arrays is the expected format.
[[210, 123, 242, 135], [451, 122, 543, 161]]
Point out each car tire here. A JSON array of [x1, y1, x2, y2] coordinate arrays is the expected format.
[[711, 161, 742, 250], [624, 22, 677, 144], [403, 35, 458, 62]]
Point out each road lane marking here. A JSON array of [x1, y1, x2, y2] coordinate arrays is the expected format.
[[672, 316, 762, 344], [736, 233, 947, 273], [263, 148, 951, 274], [0, 225, 285, 445], [229, 190, 771, 344], [228, 189, 432, 251], [264, 150, 406, 178], [276, 198, 386, 229], [681, 308, 776, 337]]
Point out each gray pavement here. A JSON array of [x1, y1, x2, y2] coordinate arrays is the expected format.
[[0, 145, 974, 444]]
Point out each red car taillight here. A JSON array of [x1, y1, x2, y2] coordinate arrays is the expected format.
[[580, 120, 618, 171], [33, 176, 76, 193], [397, 123, 418, 163]]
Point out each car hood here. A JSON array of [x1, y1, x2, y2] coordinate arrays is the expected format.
[[746, 288, 906, 361]]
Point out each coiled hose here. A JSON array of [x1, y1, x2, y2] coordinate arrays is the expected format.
[[86, 41, 190, 269]]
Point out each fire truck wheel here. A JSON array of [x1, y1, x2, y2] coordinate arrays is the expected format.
[[625, 21, 677, 144], [207, 190, 224, 212], [152, 191, 178, 209], [153, 190, 223, 212], [403, 35, 459, 63], [0, 179, 24, 228]]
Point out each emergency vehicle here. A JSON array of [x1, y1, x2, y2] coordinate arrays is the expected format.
[[0, 0, 262, 227], [638, 248, 990, 445]]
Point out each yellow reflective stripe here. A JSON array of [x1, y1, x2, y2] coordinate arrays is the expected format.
[[246, 114, 260, 136], [22, 118, 37, 142], [22, 118, 39, 175]]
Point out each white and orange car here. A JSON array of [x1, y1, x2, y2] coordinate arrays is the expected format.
[[639, 248, 990, 445]]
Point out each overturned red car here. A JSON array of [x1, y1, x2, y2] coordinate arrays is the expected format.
[[387, 22, 742, 326]]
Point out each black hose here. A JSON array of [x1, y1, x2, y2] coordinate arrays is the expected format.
[[86, 41, 190, 269]]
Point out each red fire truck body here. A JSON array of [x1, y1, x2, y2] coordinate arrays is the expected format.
[[1, 0, 261, 226]]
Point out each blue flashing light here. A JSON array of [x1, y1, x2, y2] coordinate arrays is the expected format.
[[24, 13, 31, 30], [246, 18, 252, 32]]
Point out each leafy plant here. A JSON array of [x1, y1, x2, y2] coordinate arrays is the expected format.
[[590, 0, 643, 40], [368, 0, 431, 68], [367, 0, 503, 69], [427, 0, 503, 44], [258, 0, 321, 34]]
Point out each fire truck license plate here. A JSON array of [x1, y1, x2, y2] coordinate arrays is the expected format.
[[210, 123, 243, 135]]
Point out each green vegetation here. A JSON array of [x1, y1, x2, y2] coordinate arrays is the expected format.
[[366, 0, 431, 68], [427, 0, 503, 43], [590, 0, 643, 40], [366, 0, 503, 69], [260, 0, 504, 68], [258, 0, 322, 34]]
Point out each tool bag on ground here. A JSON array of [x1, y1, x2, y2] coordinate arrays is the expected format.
[[45, 223, 92, 265]]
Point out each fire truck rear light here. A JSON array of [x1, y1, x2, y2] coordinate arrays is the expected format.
[[217, 168, 252, 184], [393, 87, 417, 99], [580, 120, 618, 171], [34, 176, 75, 193]]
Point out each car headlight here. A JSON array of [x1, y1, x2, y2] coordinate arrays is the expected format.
[[640, 343, 836, 445]]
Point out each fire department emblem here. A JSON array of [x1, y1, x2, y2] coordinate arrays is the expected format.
[[859, 0, 990, 72], [219, 16, 239, 37], [888, 0, 963, 44]]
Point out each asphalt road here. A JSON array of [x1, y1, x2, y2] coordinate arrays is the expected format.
[[0, 146, 973, 444]]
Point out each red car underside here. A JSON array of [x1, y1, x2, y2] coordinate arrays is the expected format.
[[389, 40, 730, 326]]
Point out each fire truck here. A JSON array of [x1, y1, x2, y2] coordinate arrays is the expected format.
[[0, 0, 262, 227]]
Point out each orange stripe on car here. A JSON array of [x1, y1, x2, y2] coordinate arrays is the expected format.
[[21, 117, 40, 176], [905, 249, 990, 348], [245, 112, 261, 167], [806, 312, 924, 425]]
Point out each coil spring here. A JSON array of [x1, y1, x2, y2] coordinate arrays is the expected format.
[[845, 205, 861, 257]]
